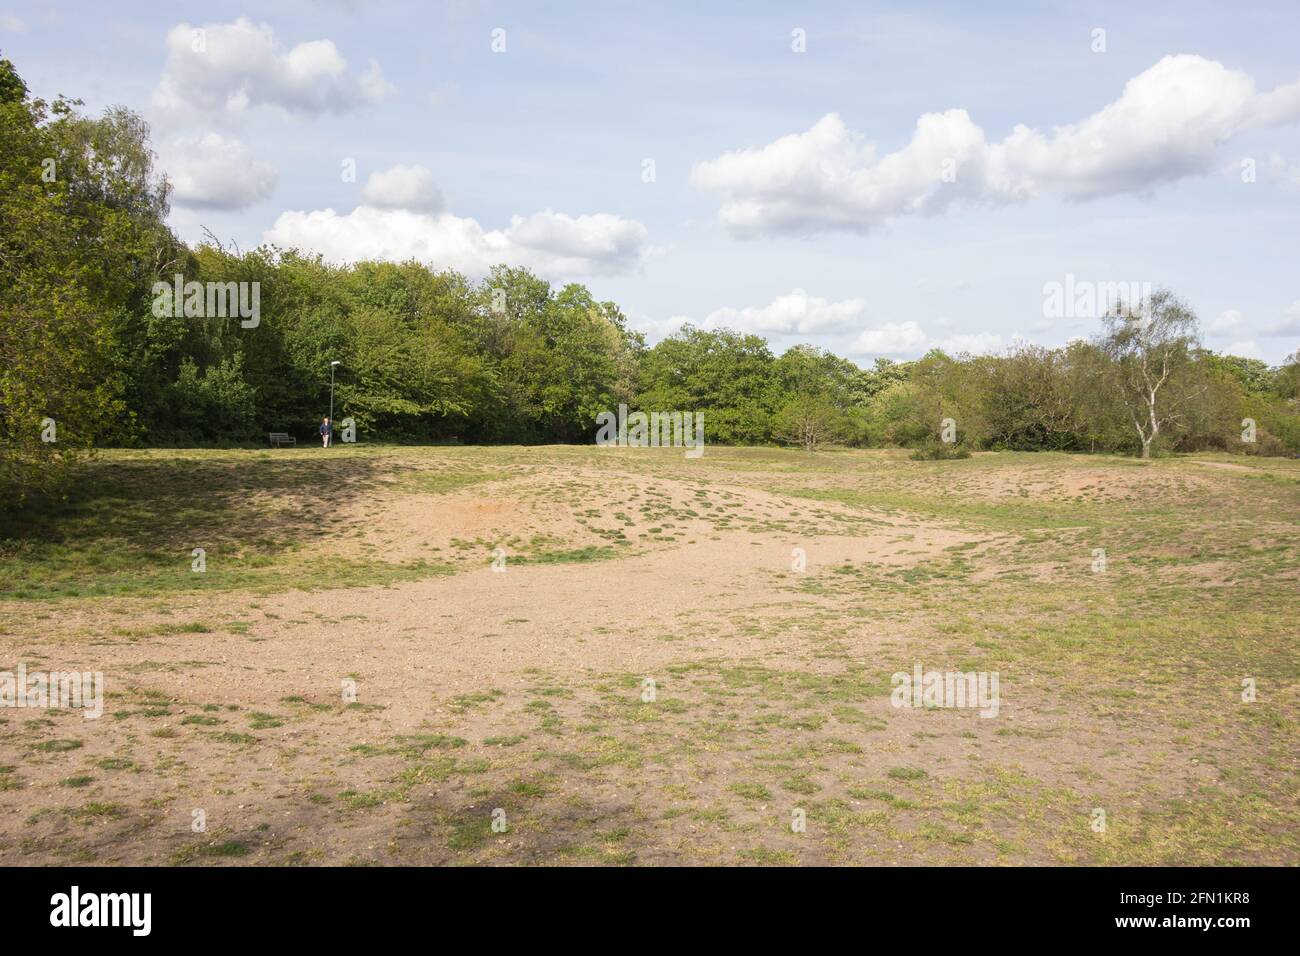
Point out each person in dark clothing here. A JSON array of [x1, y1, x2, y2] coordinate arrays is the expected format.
[[320, 417, 332, 448]]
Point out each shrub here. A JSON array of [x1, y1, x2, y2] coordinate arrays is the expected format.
[[909, 439, 972, 461]]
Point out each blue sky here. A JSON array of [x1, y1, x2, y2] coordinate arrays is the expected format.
[[3, 0, 1299, 362]]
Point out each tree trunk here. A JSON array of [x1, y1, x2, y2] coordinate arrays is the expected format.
[[1143, 390, 1160, 460]]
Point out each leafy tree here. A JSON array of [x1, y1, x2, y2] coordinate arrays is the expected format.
[[5, 51, 1300, 484], [638, 326, 776, 444], [0, 57, 169, 500], [1099, 290, 1204, 459], [1061, 340, 1130, 453], [979, 345, 1079, 450], [167, 354, 259, 442], [772, 395, 852, 451], [852, 358, 912, 405]]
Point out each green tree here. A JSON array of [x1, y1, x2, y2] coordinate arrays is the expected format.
[[0, 57, 169, 501], [1099, 290, 1203, 459], [772, 395, 852, 451], [637, 326, 776, 444]]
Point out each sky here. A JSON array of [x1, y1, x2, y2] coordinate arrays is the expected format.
[[3, 0, 1299, 363]]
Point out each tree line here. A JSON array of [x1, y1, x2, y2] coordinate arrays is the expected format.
[[3, 55, 1298, 504]]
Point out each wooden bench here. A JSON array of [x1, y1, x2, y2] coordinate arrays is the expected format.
[[269, 432, 296, 447]]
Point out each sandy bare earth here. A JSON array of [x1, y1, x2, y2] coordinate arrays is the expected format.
[[2, 448, 1296, 866]]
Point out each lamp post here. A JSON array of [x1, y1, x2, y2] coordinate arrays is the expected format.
[[329, 361, 341, 444]]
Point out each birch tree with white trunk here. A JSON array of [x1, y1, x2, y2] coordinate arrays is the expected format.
[[1100, 290, 1202, 460]]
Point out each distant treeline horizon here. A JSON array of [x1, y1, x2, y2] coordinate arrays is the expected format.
[[3, 54, 1299, 505]]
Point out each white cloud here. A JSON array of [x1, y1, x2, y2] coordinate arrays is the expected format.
[[849, 323, 1013, 357], [631, 314, 691, 341], [1208, 309, 1247, 334], [362, 164, 445, 212], [161, 133, 278, 210], [692, 55, 1300, 236], [703, 289, 866, 334], [1, 14, 26, 32], [263, 205, 649, 278], [937, 332, 1007, 355], [851, 322, 929, 356], [1262, 301, 1300, 337], [153, 17, 395, 117], [1224, 339, 1262, 359], [358, 59, 396, 104]]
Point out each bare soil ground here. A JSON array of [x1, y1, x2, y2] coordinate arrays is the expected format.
[[1, 446, 1297, 865]]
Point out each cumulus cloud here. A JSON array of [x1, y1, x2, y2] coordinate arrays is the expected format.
[[937, 332, 1008, 355], [153, 17, 395, 116], [692, 55, 1300, 236], [263, 205, 649, 278], [161, 133, 278, 210], [1262, 301, 1300, 337], [361, 164, 445, 212], [850, 323, 1013, 358], [851, 322, 929, 356], [1224, 339, 1262, 359], [631, 314, 691, 341], [702, 289, 866, 335], [1208, 309, 1247, 335]]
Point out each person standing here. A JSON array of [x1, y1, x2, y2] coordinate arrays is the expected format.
[[320, 417, 332, 448]]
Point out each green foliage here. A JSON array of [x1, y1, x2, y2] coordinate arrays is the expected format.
[[0, 56, 168, 502], [3, 54, 1299, 508], [772, 394, 853, 451], [1100, 290, 1202, 458], [637, 326, 775, 444], [167, 355, 259, 443]]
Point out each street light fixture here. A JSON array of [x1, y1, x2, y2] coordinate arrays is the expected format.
[[329, 361, 341, 445]]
